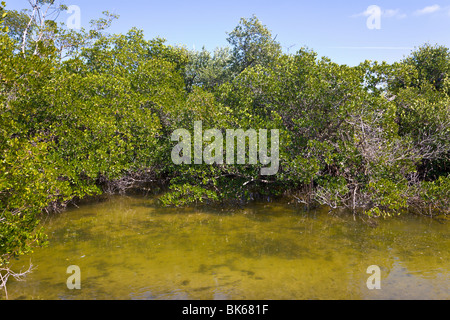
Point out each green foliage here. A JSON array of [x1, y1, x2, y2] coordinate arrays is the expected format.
[[412, 175, 450, 215], [1, 6, 449, 288], [402, 43, 450, 92], [0, 1, 9, 33], [159, 183, 219, 207], [366, 179, 409, 218], [388, 45, 450, 181], [0, 137, 50, 267], [184, 47, 232, 92], [226, 15, 282, 75], [0, 7, 186, 271], [3, 9, 29, 42]]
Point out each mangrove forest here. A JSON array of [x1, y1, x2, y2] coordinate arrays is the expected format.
[[0, 1, 449, 299]]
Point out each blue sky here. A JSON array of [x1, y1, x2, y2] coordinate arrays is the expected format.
[[6, 0, 450, 66]]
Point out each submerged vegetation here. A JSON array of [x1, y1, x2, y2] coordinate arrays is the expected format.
[[0, 1, 449, 294]]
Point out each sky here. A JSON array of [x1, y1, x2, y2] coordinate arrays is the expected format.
[[6, 0, 450, 66]]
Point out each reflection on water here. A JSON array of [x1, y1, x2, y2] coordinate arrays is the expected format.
[[5, 195, 449, 300]]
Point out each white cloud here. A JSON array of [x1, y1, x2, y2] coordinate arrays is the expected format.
[[384, 9, 399, 18], [414, 4, 441, 15], [384, 9, 407, 19], [352, 6, 406, 19], [352, 7, 375, 18]]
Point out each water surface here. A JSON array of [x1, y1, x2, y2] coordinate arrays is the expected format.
[[6, 195, 449, 300]]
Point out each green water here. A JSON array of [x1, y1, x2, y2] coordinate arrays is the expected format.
[[5, 195, 449, 300]]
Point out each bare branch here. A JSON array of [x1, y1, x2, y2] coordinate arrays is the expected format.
[[21, 0, 38, 55], [0, 261, 34, 300]]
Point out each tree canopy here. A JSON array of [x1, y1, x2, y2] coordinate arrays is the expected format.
[[1, 1, 449, 296]]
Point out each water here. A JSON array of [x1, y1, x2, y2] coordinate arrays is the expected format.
[[5, 195, 449, 300]]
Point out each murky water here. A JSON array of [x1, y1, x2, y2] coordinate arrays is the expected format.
[[5, 195, 449, 300]]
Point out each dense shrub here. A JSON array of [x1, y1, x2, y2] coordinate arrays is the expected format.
[[1, 3, 448, 292]]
